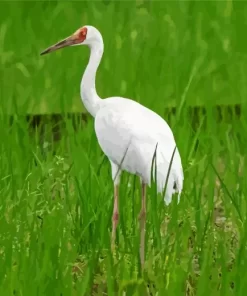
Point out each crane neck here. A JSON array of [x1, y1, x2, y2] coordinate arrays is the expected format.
[[80, 40, 103, 118]]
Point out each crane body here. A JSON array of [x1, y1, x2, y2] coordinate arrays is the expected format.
[[95, 96, 183, 204]]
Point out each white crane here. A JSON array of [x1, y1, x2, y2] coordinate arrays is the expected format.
[[41, 25, 184, 269]]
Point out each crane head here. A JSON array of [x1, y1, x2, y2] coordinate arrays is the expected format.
[[40, 26, 88, 55]]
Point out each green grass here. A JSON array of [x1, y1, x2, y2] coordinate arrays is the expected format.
[[1, 105, 247, 295], [1, 0, 247, 295]]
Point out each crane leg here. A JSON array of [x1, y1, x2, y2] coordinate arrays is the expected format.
[[138, 182, 147, 269], [111, 184, 119, 252]]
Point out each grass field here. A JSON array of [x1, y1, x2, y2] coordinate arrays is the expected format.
[[2, 100, 247, 296], [1, 0, 247, 295]]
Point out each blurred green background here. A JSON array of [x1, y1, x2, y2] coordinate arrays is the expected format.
[[1, 0, 246, 115]]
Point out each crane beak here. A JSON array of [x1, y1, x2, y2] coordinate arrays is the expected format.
[[40, 34, 77, 55]]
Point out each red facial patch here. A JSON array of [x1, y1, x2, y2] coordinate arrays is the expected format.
[[77, 27, 87, 43]]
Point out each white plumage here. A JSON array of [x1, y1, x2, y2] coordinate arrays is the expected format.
[[41, 25, 184, 269], [95, 97, 183, 205]]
